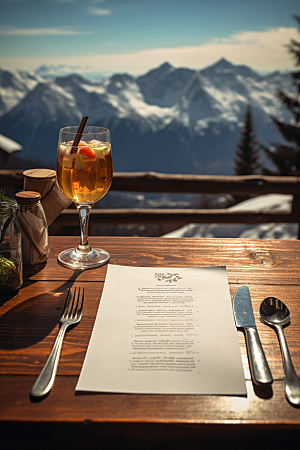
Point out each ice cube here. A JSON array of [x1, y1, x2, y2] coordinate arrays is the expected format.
[[93, 146, 110, 158], [63, 155, 73, 169], [74, 154, 84, 170], [88, 140, 101, 148]]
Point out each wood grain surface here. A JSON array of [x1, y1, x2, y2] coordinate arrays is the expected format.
[[1, 237, 300, 449]]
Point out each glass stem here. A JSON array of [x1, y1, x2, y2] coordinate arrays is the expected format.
[[76, 204, 92, 253]]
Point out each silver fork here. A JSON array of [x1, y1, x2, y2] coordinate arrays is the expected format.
[[31, 287, 84, 398]]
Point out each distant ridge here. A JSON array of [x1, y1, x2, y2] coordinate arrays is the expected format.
[[0, 59, 293, 175]]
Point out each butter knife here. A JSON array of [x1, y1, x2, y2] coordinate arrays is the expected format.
[[233, 286, 273, 385]]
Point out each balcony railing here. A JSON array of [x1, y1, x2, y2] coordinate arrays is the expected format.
[[1, 169, 300, 236]]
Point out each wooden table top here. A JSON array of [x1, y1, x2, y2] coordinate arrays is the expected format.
[[1, 236, 300, 449]]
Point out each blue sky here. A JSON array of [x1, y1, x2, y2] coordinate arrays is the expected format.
[[0, 0, 299, 75]]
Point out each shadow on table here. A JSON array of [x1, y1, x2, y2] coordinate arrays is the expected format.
[[0, 262, 48, 307], [253, 382, 273, 399], [0, 269, 83, 350]]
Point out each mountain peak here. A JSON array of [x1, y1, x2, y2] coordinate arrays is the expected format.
[[54, 73, 91, 85], [139, 62, 174, 80], [218, 57, 232, 64], [158, 62, 173, 70], [209, 58, 234, 70]]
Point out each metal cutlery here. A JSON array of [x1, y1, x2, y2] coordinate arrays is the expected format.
[[260, 296, 300, 406], [31, 287, 84, 398], [233, 286, 272, 385]]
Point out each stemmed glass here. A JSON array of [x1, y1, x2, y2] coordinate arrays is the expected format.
[[56, 122, 113, 269]]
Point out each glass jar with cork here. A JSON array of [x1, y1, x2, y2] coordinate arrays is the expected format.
[[0, 193, 23, 291], [15, 191, 50, 265]]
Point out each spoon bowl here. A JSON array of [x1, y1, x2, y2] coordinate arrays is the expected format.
[[260, 297, 300, 406], [260, 297, 291, 327]]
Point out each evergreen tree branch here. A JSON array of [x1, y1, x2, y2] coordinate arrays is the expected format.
[[287, 39, 300, 66], [270, 116, 300, 146], [276, 89, 300, 122]]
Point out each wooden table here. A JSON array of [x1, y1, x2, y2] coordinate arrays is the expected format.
[[1, 236, 300, 449]]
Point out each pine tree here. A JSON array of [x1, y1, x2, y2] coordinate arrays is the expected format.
[[230, 104, 260, 205], [262, 15, 300, 176], [234, 104, 260, 176]]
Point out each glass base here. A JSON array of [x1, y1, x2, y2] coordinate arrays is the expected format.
[[57, 247, 110, 270]]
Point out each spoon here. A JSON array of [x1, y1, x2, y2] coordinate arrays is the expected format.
[[260, 297, 300, 406]]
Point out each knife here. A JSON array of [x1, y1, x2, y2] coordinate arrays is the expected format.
[[233, 286, 273, 385]]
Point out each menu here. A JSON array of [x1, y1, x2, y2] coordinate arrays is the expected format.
[[76, 265, 246, 395]]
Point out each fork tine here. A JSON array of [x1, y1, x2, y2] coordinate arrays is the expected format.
[[72, 287, 81, 318], [62, 287, 72, 318], [69, 287, 78, 319], [76, 287, 84, 320]]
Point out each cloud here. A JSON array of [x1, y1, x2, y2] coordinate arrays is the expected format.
[[0, 26, 92, 36], [216, 27, 297, 47], [88, 7, 112, 15], [1, 26, 298, 75]]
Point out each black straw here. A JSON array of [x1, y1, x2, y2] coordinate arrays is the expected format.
[[70, 116, 89, 154]]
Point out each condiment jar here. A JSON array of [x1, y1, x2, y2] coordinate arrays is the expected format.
[[0, 198, 23, 291], [15, 191, 50, 265]]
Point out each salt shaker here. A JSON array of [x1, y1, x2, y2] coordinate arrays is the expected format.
[[15, 191, 50, 265]]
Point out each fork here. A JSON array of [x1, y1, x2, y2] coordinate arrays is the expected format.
[[31, 287, 84, 398]]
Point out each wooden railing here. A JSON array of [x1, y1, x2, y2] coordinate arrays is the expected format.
[[1, 169, 300, 234]]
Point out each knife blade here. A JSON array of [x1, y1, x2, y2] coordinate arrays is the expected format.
[[233, 286, 273, 385]]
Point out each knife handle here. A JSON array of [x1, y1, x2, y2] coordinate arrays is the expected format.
[[244, 327, 273, 384]]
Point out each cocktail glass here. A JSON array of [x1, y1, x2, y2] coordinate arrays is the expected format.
[[56, 125, 113, 269]]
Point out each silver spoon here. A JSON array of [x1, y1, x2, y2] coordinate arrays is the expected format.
[[260, 297, 300, 406]]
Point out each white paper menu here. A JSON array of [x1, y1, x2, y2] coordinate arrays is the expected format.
[[76, 265, 246, 395]]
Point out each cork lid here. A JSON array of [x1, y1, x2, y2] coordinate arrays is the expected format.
[[23, 169, 56, 180], [15, 191, 41, 205]]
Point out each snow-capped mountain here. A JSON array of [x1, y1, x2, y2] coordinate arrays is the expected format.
[[136, 62, 195, 107], [0, 67, 43, 118], [0, 59, 294, 174]]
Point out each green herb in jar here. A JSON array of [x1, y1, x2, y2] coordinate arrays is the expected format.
[[0, 188, 11, 202], [0, 255, 17, 288]]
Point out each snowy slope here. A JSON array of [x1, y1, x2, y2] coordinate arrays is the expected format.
[[163, 194, 298, 239], [0, 67, 42, 117]]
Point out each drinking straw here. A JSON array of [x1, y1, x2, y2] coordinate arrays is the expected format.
[[70, 116, 89, 154]]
